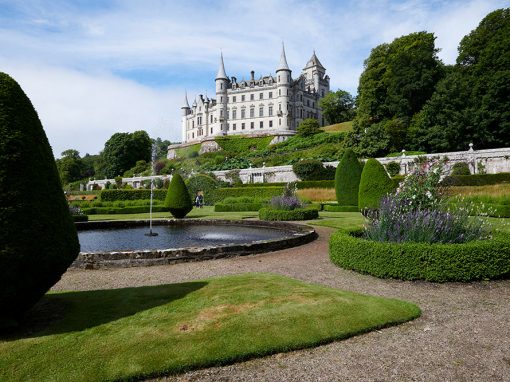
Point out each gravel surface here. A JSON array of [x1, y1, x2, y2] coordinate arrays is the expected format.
[[53, 226, 510, 382]]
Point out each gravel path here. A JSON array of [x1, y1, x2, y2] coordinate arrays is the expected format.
[[53, 226, 510, 382]]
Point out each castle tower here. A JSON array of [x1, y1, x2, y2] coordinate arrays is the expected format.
[[276, 43, 291, 130], [302, 51, 329, 125], [181, 91, 191, 142], [215, 52, 229, 136]]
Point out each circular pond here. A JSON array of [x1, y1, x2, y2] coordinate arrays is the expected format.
[[74, 219, 316, 269]]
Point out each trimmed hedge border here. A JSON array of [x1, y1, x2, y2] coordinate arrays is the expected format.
[[72, 215, 89, 222], [259, 208, 319, 221], [329, 229, 510, 282], [211, 187, 284, 203], [100, 189, 167, 201], [237, 180, 335, 189], [441, 173, 510, 186], [214, 203, 264, 212], [82, 205, 168, 215], [323, 205, 359, 212]]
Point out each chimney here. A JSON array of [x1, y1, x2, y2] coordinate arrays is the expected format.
[[250, 71, 255, 80]]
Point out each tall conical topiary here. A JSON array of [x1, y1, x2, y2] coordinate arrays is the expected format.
[[335, 149, 363, 206], [0, 72, 80, 324], [165, 173, 193, 218], [358, 158, 395, 211]]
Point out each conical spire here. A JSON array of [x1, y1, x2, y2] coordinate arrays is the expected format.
[[182, 90, 190, 109], [215, 52, 228, 80], [276, 42, 290, 72]]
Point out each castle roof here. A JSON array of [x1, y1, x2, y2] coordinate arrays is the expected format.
[[182, 90, 190, 109], [215, 52, 228, 80], [276, 43, 291, 72], [303, 51, 325, 70]]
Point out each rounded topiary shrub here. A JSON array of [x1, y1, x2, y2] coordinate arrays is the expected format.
[[334, 149, 363, 206], [186, 174, 218, 205], [329, 229, 510, 282], [259, 208, 319, 221], [293, 159, 328, 181], [164, 173, 192, 218], [358, 158, 395, 211], [0, 72, 80, 324], [451, 162, 471, 176]]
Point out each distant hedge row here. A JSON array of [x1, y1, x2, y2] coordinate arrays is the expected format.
[[442, 173, 510, 186], [82, 205, 168, 215], [329, 229, 510, 282], [259, 208, 319, 221], [211, 187, 284, 203], [100, 189, 167, 201], [237, 180, 335, 189]]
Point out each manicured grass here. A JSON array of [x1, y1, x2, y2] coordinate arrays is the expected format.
[[321, 121, 353, 133], [309, 211, 366, 230], [0, 274, 420, 382]]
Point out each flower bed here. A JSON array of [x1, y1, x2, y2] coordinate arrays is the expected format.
[[329, 229, 510, 282], [259, 207, 319, 221]]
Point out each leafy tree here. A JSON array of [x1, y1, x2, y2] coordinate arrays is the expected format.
[[319, 90, 355, 124], [349, 32, 444, 155], [0, 72, 79, 324], [152, 137, 171, 160], [98, 130, 151, 178], [409, 8, 510, 152], [56, 149, 84, 185], [297, 118, 320, 137]]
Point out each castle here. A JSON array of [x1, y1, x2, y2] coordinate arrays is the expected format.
[[181, 44, 330, 144]]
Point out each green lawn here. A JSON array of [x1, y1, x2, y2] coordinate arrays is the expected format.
[[0, 274, 420, 382], [321, 121, 353, 133]]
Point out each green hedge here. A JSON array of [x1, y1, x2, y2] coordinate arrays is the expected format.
[[237, 180, 335, 189], [259, 208, 319, 221], [82, 206, 168, 215], [211, 187, 284, 203], [329, 229, 510, 282], [71, 215, 89, 222], [214, 203, 264, 212], [323, 205, 360, 212], [441, 173, 510, 186], [100, 189, 167, 201]]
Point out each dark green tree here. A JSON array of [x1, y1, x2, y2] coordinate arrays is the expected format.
[[0, 72, 80, 324], [98, 130, 151, 178], [358, 158, 395, 212], [319, 90, 355, 124], [335, 149, 363, 206], [297, 118, 320, 137], [164, 173, 192, 218], [348, 32, 444, 155], [409, 8, 510, 152], [152, 137, 171, 160], [55, 149, 84, 185]]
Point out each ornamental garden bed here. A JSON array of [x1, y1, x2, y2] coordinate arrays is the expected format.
[[329, 229, 510, 282]]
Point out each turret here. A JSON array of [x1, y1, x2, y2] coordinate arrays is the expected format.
[[215, 52, 229, 135], [181, 91, 191, 142], [276, 43, 291, 130]]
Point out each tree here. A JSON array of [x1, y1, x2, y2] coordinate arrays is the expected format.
[[152, 137, 171, 160], [98, 130, 151, 178], [409, 8, 510, 152], [358, 158, 395, 212], [55, 149, 84, 185], [297, 118, 320, 137], [319, 90, 355, 124], [0, 72, 80, 324], [348, 32, 444, 155], [335, 149, 363, 206], [164, 173, 192, 218]]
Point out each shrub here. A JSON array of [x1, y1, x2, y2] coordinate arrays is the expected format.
[[329, 229, 510, 282], [358, 159, 395, 211], [211, 187, 284, 204], [451, 162, 471, 176], [164, 173, 192, 218], [293, 160, 327, 181], [385, 161, 401, 177], [441, 173, 510, 186], [270, 196, 303, 210], [0, 72, 80, 323], [100, 189, 167, 201], [237, 180, 335, 189], [186, 174, 218, 205], [259, 207, 319, 221], [296, 118, 321, 137], [334, 149, 363, 206]]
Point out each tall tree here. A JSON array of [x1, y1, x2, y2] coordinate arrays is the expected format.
[[319, 90, 355, 124], [348, 32, 444, 156], [55, 149, 84, 185], [409, 8, 510, 152]]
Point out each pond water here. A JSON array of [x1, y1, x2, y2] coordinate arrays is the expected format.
[[78, 224, 291, 252]]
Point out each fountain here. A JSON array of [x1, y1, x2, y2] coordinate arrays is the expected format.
[[145, 143, 158, 237]]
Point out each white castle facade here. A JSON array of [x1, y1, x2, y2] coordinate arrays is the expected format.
[[181, 45, 330, 143]]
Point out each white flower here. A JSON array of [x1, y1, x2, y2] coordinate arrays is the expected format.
[[426, 191, 432, 199]]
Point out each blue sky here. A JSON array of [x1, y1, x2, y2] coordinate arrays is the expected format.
[[0, 0, 507, 156]]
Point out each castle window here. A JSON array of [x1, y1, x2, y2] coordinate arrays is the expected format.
[[233, 123, 236, 130], [259, 93, 263, 99], [269, 92, 273, 99], [269, 120, 273, 128], [192, 132, 195, 138], [279, 89, 281, 96], [251, 122, 254, 129], [241, 109, 245, 119], [259, 107, 263, 117], [232, 109, 237, 119], [321, 90, 325, 97], [192, 120, 194, 128], [279, 104, 282, 111], [227, 123, 230, 130], [250, 108, 254, 118], [278, 75, 280, 82], [269, 106, 273, 116], [220, 83, 223, 89], [260, 121, 263, 128], [242, 123, 245, 130], [220, 110, 224, 118], [312, 102, 315, 108], [279, 118, 281, 126], [233, 96, 236, 102], [211, 128, 213, 134], [250, 94, 254, 101], [211, 115, 213, 123], [241, 95, 245, 101], [287, 74, 290, 82], [220, 96, 223, 103]]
